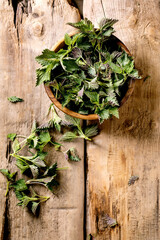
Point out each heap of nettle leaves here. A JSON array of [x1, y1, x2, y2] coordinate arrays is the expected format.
[[36, 18, 140, 122], [1, 104, 98, 215]]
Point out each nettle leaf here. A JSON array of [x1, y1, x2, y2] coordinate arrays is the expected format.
[[7, 133, 17, 141], [35, 49, 58, 66], [0, 169, 17, 181], [39, 131, 51, 145], [11, 179, 28, 192], [36, 62, 58, 86], [85, 91, 99, 103], [97, 109, 110, 123], [26, 176, 58, 191], [103, 27, 114, 37], [64, 148, 81, 162], [109, 107, 119, 118], [30, 165, 39, 178], [31, 202, 40, 215], [88, 67, 96, 77], [109, 62, 122, 74], [62, 59, 79, 72], [64, 33, 72, 46], [16, 159, 29, 174], [65, 115, 80, 127], [50, 105, 62, 132], [87, 77, 99, 89], [71, 47, 82, 59], [31, 120, 37, 133], [99, 18, 118, 30], [38, 151, 48, 161], [84, 125, 98, 138], [8, 96, 24, 103], [32, 157, 46, 168], [129, 69, 141, 79], [43, 163, 57, 177], [68, 18, 94, 33], [15, 190, 23, 201], [12, 139, 21, 153], [60, 132, 77, 142]]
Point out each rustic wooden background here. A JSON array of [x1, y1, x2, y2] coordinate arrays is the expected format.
[[0, 0, 160, 239]]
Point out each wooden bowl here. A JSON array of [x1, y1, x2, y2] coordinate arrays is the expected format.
[[44, 32, 135, 120]]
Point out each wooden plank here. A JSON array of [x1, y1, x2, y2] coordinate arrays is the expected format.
[[83, 0, 160, 239], [0, 1, 84, 239]]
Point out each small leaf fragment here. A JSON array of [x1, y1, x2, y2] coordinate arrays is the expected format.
[[64, 148, 81, 162], [12, 139, 21, 153], [8, 96, 24, 103], [7, 133, 17, 141]]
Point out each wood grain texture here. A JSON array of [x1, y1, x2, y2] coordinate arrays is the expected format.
[[0, 1, 84, 240], [83, 0, 160, 239]]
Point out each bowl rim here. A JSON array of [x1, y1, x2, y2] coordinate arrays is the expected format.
[[44, 31, 135, 120]]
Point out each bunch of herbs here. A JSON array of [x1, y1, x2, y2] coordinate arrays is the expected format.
[[36, 18, 141, 123], [1, 106, 98, 215]]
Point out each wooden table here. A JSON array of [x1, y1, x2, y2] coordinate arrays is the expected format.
[[0, 0, 160, 239]]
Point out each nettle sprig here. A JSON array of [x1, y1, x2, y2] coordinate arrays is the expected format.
[[36, 18, 141, 123], [1, 106, 98, 215]]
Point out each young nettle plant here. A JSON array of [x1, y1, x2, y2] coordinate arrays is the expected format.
[[36, 18, 141, 123]]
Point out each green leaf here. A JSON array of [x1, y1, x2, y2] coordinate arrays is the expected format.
[[87, 77, 99, 89], [84, 125, 98, 138], [64, 33, 72, 45], [50, 105, 62, 132], [97, 109, 110, 122], [38, 151, 48, 160], [15, 190, 23, 200], [129, 69, 141, 79], [0, 169, 17, 181], [12, 139, 20, 153], [31, 120, 37, 133], [68, 18, 94, 33], [32, 158, 46, 168], [29, 165, 39, 178], [16, 159, 29, 174], [103, 27, 114, 37], [11, 179, 28, 192], [8, 96, 24, 103], [99, 18, 118, 30], [65, 115, 80, 127], [39, 131, 51, 144], [109, 107, 119, 118], [85, 91, 99, 103], [64, 148, 81, 162], [109, 62, 122, 74], [7, 133, 17, 141], [62, 59, 79, 72], [60, 132, 77, 142], [88, 67, 96, 77], [43, 163, 57, 177], [36, 62, 58, 86], [35, 49, 58, 66], [31, 202, 40, 215], [26, 176, 58, 191]]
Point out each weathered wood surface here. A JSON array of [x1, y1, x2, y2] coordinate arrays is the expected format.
[[83, 0, 160, 239], [0, 1, 84, 240]]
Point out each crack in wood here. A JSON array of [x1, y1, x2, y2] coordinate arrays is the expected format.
[[6, 142, 12, 163], [9, 0, 32, 44], [1, 196, 10, 240], [100, 0, 106, 18], [157, 178, 159, 229]]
